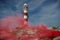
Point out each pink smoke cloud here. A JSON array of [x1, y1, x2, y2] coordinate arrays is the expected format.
[[0, 14, 24, 32], [0, 14, 60, 40]]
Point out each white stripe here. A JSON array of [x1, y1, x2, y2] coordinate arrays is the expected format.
[[24, 15, 27, 19], [24, 10, 27, 13]]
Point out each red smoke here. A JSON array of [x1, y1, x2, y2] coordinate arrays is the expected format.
[[0, 14, 24, 31], [0, 14, 60, 40]]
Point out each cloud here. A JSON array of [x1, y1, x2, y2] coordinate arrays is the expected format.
[[28, 0, 45, 10], [0, 0, 60, 26], [0, 0, 25, 18], [29, 0, 59, 26]]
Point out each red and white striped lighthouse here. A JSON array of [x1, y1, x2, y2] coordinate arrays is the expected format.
[[24, 3, 28, 26]]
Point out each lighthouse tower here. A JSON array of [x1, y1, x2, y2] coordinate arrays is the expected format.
[[24, 3, 28, 26]]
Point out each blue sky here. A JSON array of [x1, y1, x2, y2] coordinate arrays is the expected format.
[[0, 0, 60, 26]]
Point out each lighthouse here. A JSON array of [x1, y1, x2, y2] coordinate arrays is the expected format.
[[24, 3, 28, 26]]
